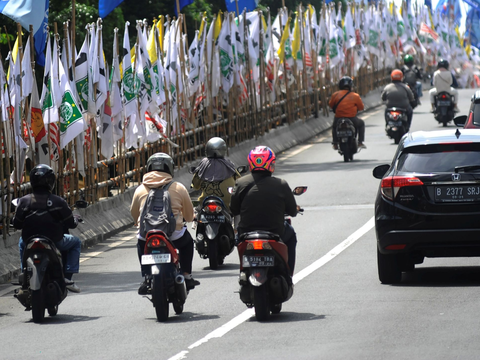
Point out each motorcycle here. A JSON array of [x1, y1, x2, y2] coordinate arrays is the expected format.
[[237, 186, 307, 321], [193, 196, 235, 269], [14, 199, 87, 323], [433, 91, 455, 127], [140, 229, 188, 322], [335, 118, 358, 162], [385, 107, 409, 144]]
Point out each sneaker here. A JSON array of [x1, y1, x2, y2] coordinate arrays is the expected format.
[[66, 282, 81, 293], [332, 143, 339, 150], [430, 105, 435, 113], [358, 143, 367, 150], [138, 280, 149, 295], [185, 278, 200, 290]]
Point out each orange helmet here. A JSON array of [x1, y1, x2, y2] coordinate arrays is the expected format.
[[391, 69, 403, 82]]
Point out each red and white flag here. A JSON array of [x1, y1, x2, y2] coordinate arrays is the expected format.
[[419, 22, 439, 41]]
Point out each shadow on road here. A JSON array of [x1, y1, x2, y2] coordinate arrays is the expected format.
[[25, 314, 102, 324], [396, 266, 480, 287], [248, 312, 326, 323]]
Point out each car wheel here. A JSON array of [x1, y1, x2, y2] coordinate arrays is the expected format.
[[377, 248, 402, 284]]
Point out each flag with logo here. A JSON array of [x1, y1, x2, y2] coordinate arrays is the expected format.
[[75, 34, 89, 114], [41, 36, 59, 125], [122, 22, 137, 118], [218, 18, 234, 94]]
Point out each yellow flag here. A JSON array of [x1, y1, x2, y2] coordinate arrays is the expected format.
[[7, 36, 19, 80], [147, 25, 157, 63], [198, 12, 207, 40], [261, 14, 267, 33], [292, 14, 300, 60], [214, 11, 223, 40], [156, 16, 164, 53], [277, 17, 292, 63]]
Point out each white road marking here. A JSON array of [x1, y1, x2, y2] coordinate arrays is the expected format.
[[283, 144, 313, 159], [80, 238, 133, 263], [168, 216, 375, 360]]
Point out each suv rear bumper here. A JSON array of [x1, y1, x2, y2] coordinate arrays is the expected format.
[[377, 228, 480, 257]]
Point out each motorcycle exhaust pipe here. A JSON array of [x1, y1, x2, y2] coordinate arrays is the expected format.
[[269, 276, 291, 303], [174, 274, 187, 302]]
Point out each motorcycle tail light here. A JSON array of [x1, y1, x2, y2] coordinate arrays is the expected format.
[[380, 176, 423, 200], [441, 94, 447, 99], [30, 241, 47, 250], [205, 203, 222, 213], [391, 111, 400, 120], [246, 240, 272, 250], [147, 236, 167, 248]]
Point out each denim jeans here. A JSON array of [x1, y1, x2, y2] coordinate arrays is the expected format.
[[19, 234, 81, 274]]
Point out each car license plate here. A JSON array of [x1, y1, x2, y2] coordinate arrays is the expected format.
[[242, 255, 274, 267], [200, 214, 225, 223], [141, 254, 171, 265], [337, 130, 353, 137], [437, 100, 451, 106], [434, 185, 480, 203]]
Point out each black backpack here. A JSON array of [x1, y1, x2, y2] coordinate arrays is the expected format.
[[139, 181, 176, 239]]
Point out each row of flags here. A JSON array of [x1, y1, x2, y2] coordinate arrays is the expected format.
[[0, 1, 477, 189]]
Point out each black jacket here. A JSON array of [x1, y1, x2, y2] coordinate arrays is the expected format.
[[230, 171, 297, 238], [13, 190, 77, 242]]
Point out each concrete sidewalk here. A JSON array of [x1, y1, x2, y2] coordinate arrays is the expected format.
[[0, 87, 384, 284]]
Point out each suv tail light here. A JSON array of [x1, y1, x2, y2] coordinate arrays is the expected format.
[[381, 176, 424, 200]]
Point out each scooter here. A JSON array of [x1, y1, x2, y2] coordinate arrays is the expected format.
[[385, 107, 409, 144], [14, 199, 87, 323], [433, 92, 455, 127], [140, 229, 187, 322], [335, 118, 358, 162], [193, 195, 235, 269], [237, 186, 307, 321]]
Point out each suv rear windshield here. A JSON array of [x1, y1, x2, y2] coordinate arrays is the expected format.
[[397, 144, 480, 173]]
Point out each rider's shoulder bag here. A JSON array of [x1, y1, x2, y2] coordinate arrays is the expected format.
[[332, 91, 351, 114]]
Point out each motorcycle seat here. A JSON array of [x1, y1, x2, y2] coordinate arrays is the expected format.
[[386, 107, 407, 112], [240, 231, 281, 242]]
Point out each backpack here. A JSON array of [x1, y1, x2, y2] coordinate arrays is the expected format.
[[139, 181, 176, 239], [403, 68, 417, 87]]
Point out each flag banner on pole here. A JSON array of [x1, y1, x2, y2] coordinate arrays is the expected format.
[[0, 0, 49, 66], [225, 0, 257, 14], [99, 0, 124, 18], [175, 0, 194, 16]]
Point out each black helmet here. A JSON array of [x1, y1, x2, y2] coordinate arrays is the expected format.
[[30, 164, 56, 192], [339, 76, 353, 90], [438, 59, 449, 70], [146, 153, 175, 176], [205, 137, 227, 158]]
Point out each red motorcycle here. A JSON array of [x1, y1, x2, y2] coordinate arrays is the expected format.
[[236, 186, 307, 321], [141, 230, 187, 322]]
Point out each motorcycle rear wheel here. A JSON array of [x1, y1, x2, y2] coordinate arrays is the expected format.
[[48, 305, 58, 316], [32, 289, 46, 323], [152, 274, 169, 322], [253, 285, 270, 321], [208, 240, 219, 270], [271, 303, 282, 314]]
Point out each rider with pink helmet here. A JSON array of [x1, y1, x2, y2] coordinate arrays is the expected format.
[[230, 146, 298, 275]]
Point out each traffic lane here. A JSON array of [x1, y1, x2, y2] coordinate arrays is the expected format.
[[174, 209, 374, 360]]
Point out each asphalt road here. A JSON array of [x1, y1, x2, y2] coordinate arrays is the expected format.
[[2, 88, 480, 360]]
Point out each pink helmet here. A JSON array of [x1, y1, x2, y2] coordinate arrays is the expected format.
[[248, 146, 276, 173]]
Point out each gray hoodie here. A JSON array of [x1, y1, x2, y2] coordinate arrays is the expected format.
[[433, 68, 453, 93]]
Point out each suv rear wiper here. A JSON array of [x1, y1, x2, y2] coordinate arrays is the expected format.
[[454, 165, 480, 173]]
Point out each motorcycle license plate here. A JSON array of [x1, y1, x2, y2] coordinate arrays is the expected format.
[[388, 120, 403, 126], [337, 130, 353, 137], [141, 254, 171, 265], [242, 255, 274, 267], [200, 214, 225, 223], [437, 100, 451, 106]]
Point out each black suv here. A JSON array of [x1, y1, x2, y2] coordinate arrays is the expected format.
[[373, 129, 480, 284]]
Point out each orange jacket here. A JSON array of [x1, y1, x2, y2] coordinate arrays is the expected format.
[[329, 90, 364, 118]]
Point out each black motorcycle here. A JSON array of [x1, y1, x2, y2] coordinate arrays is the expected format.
[[385, 107, 409, 144], [13, 200, 87, 323], [335, 118, 358, 162], [193, 196, 235, 269], [433, 91, 455, 127]]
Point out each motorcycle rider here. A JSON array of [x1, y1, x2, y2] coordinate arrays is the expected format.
[[429, 59, 459, 113], [329, 76, 366, 151], [230, 146, 298, 275], [191, 137, 242, 213], [381, 69, 416, 130], [130, 152, 200, 294], [14, 164, 82, 293], [401, 54, 423, 104]]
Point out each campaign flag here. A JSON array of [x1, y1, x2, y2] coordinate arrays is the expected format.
[[0, 0, 49, 66], [175, 0, 194, 16], [99, 0, 124, 18], [419, 22, 439, 41], [225, 0, 257, 14]]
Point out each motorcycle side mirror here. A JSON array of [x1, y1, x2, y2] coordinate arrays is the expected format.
[[237, 165, 248, 174], [293, 186, 308, 195], [453, 115, 467, 127], [188, 166, 197, 174], [75, 200, 88, 209], [373, 164, 390, 179]]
